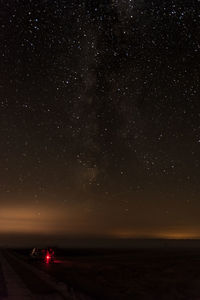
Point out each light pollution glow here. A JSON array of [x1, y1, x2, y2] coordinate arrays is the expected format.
[[0, 205, 91, 235], [0, 205, 200, 240], [112, 230, 200, 240]]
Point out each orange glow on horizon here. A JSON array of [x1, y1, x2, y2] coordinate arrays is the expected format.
[[111, 229, 200, 240], [1, 204, 200, 240]]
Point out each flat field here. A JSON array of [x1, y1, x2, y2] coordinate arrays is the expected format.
[[15, 247, 200, 300]]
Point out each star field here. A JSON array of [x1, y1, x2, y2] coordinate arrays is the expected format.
[[0, 0, 200, 240]]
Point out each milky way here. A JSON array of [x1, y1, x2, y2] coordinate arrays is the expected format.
[[0, 0, 200, 242]]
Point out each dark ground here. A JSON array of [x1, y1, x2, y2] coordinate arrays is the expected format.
[[12, 247, 200, 300], [0, 263, 7, 298]]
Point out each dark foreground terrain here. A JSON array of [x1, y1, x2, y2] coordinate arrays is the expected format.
[[8, 246, 200, 300]]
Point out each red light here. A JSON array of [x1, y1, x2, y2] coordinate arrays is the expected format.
[[46, 255, 50, 259]]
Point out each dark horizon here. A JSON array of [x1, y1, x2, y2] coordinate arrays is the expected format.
[[2, 232, 200, 248]]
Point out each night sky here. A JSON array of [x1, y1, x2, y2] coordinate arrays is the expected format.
[[0, 0, 200, 243]]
